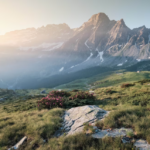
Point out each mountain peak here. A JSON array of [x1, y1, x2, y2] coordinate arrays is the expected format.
[[88, 12, 110, 25], [113, 18, 130, 31], [117, 19, 126, 26]]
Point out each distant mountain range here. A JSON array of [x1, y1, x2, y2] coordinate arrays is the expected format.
[[0, 13, 150, 89]]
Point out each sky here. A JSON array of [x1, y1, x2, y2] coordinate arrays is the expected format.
[[0, 0, 150, 35]]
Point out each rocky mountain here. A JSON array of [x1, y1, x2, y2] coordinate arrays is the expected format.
[[0, 12, 150, 89], [53, 13, 150, 71], [0, 23, 73, 50]]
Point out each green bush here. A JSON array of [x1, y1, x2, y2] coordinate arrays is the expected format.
[[136, 79, 150, 85], [121, 83, 135, 88], [48, 90, 70, 97], [38, 91, 95, 109]]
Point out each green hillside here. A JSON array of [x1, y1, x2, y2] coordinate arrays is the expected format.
[[1, 71, 150, 149]]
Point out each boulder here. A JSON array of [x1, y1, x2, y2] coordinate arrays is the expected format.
[[61, 105, 108, 135], [134, 139, 150, 150]]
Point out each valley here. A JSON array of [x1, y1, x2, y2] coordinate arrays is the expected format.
[[1, 13, 150, 90]]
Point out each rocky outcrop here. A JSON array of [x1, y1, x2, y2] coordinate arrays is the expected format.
[[61, 105, 108, 135], [57, 105, 150, 150], [92, 128, 133, 139], [56, 13, 150, 69]]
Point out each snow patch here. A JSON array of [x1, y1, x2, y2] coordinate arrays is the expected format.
[[96, 48, 104, 62], [70, 66, 74, 69], [59, 67, 64, 72], [85, 39, 90, 49], [125, 60, 127, 62], [70, 53, 93, 69], [99, 51, 104, 62], [83, 53, 93, 62], [136, 59, 141, 62], [117, 63, 123, 66]]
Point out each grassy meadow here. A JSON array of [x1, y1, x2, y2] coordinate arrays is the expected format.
[[0, 71, 150, 149], [55, 71, 150, 90]]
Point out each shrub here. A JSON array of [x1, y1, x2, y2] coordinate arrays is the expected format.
[[37, 96, 64, 110], [37, 91, 95, 110], [48, 90, 70, 97], [121, 83, 135, 88], [71, 89, 79, 92], [68, 91, 94, 100], [137, 79, 150, 85], [64, 91, 95, 108], [105, 89, 116, 94]]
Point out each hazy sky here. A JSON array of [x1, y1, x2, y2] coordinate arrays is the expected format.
[[0, 0, 150, 35]]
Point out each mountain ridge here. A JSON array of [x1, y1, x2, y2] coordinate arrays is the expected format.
[[1, 12, 150, 89]]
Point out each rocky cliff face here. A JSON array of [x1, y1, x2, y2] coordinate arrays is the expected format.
[[0, 23, 73, 48], [55, 13, 150, 70]]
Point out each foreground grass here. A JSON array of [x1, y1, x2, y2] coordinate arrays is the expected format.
[[0, 101, 64, 150], [1, 74, 150, 149], [96, 106, 150, 143], [0, 88, 136, 150], [0, 99, 135, 150], [94, 79, 150, 144], [38, 134, 135, 150]]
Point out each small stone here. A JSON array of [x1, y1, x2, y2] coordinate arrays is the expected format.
[[41, 90, 46, 94], [121, 136, 131, 144], [8, 136, 27, 150]]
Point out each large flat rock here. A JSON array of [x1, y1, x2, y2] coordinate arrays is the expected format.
[[58, 105, 150, 150], [62, 105, 108, 135]]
